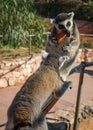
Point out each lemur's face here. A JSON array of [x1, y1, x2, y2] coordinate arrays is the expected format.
[[53, 12, 74, 36]]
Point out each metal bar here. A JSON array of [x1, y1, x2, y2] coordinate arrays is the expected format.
[[1, 33, 93, 38], [28, 32, 50, 55], [80, 33, 93, 37], [42, 62, 93, 115], [29, 36, 32, 55], [70, 62, 93, 75], [28, 32, 50, 37], [73, 62, 85, 130], [0, 35, 3, 37], [42, 32, 50, 35]]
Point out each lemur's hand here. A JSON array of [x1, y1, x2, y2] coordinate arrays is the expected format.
[[59, 55, 69, 70]]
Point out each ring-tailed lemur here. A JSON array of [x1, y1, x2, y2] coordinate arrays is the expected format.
[[44, 12, 80, 81], [5, 51, 66, 130], [5, 12, 80, 130]]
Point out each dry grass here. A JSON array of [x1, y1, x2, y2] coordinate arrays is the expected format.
[[0, 48, 29, 61], [0, 47, 43, 61]]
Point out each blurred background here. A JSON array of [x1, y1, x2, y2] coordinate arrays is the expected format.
[[0, 0, 93, 60]]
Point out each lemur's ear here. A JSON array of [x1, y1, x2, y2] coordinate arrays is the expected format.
[[52, 18, 58, 24], [48, 18, 55, 26], [41, 50, 49, 59], [67, 12, 74, 18], [50, 18, 54, 24]]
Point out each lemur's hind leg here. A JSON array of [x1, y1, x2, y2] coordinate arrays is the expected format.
[[33, 114, 48, 130]]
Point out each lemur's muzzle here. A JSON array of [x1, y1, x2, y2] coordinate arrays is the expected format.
[[64, 30, 70, 37], [58, 24, 70, 37]]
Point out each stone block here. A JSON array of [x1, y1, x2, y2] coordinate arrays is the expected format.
[[22, 69, 30, 77], [13, 71, 21, 78], [15, 66, 24, 72], [8, 77, 17, 86], [18, 76, 25, 84], [0, 78, 8, 88]]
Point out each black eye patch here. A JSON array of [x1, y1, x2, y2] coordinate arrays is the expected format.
[[58, 24, 65, 30], [66, 21, 71, 27]]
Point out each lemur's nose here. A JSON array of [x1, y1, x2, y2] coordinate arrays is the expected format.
[[65, 30, 70, 37]]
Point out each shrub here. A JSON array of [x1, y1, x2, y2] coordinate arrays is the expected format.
[[80, 42, 93, 49], [1, 0, 47, 49]]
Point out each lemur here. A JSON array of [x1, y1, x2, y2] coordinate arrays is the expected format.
[[5, 49, 67, 130], [44, 12, 80, 81], [5, 12, 80, 130]]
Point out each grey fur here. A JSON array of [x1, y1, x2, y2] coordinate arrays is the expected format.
[[5, 52, 63, 130], [45, 12, 80, 81], [5, 12, 80, 130]]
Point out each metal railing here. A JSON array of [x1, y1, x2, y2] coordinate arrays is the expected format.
[[28, 32, 50, 55], [0, 35, 3, 38], [71, 61, 93, 130], [0, 33, 93, 55], [42, 61, 93, 130]]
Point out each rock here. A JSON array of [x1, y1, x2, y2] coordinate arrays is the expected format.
[[15, 66, 24, 72], [22, 69, 30, 77], [13, 71, 21, 78], [8, 77, 17, 86], [0, 78, 8, 88], [18, 76, 25, 84]]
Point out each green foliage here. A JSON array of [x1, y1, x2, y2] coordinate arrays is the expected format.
[[82, 42, 93, 48], [34, 0, 93, 21], [0, 0, 47, 49], [1, 0, 93, 50]]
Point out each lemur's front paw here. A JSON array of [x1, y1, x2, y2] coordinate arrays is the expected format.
[[59, 56, 69, 64], [41, 50, 49, 60], [59, 56, 69, 71]]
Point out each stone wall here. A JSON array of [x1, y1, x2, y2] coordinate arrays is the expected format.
[[0, 49, 93, 88], [0, 54, 42, 88], [76, 48, 93, 63]]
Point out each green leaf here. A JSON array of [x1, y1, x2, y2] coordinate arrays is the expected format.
[[13, 0, 17, 7]]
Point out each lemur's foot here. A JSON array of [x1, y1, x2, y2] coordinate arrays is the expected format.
[[55, 81, 73, 98]]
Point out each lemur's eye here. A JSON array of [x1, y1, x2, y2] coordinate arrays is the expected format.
[[66, 21, 71, 27], [58, 24, 65, 30]]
